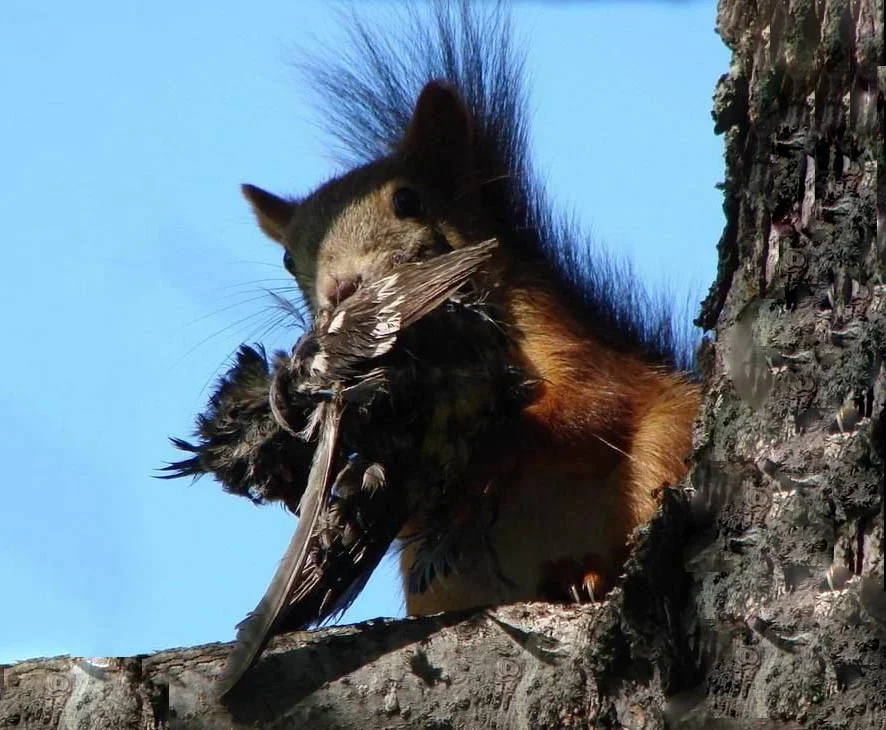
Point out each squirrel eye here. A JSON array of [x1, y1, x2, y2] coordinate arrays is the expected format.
[[392, 187, 424, 219], [282, 250, 297, 277]]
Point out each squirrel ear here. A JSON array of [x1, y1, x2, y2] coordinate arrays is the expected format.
[[400, 81, 474, 190], [241, 184, 294, 243]]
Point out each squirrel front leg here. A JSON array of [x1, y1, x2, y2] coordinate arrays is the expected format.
[[399, 428, 633, 615]]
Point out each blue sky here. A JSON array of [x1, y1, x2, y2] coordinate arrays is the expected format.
[[0, 1, 729, 663]]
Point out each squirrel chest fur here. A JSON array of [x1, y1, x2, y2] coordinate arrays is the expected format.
[[182, 4, 699, 630]]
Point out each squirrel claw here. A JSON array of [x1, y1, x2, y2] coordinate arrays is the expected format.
[[537, 554, 610, 605]]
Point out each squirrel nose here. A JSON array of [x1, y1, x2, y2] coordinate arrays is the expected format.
[[322, 274, 362, 307]]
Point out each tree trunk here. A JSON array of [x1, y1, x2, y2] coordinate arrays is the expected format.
[[1, 0, 882, 727], [684, 0, 885, 727]]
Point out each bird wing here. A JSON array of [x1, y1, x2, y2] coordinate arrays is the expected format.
[[320, 239, 498, 374], [215, 401, 342, 697], [389, 238, 498, 328], [273, 459, 407, 634]]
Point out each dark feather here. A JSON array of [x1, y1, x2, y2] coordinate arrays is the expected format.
[[160, 345, 315, 511], [215, 240, 503, 696], [215, 403, 342, 697]]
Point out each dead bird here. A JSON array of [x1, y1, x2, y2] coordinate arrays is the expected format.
[[165, 240, 535, 695]]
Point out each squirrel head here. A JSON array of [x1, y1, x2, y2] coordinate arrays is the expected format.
[[242, 82, 492, 312]]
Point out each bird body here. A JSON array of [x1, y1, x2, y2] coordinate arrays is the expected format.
[[169, 240, 535, 695]]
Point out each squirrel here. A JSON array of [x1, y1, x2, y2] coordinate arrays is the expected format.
[[180, 3, 700, 625]]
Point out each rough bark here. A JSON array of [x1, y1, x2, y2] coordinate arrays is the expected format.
[[681, 0, 884, 728], [683, 0, 886, 728], [2, 0, 883, 727]]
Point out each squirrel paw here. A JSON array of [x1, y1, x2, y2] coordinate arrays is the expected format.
[[536, 554, 611, 604]]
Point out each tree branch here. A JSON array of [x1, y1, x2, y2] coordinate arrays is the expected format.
[[0, 491, 692, 729]]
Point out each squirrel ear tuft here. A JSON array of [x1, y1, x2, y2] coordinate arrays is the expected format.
[[241, 184, 294, 243], [400, 81, 474, 190]]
